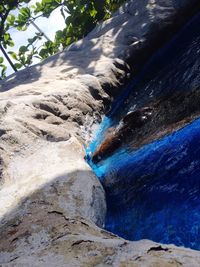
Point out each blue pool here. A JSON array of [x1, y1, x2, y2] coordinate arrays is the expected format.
[[86, 13, 200, 250]]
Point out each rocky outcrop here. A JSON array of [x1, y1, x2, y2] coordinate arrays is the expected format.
[[1, 0, 200, 266]]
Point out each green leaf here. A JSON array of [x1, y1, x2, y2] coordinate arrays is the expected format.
[[28, 36, 38, 45], [1, 65, 7, 79], [7, 14, 15, 25], [3, 33, 10, 41], [19, 45, 28, 54], [20, 55, 26, 65], [8, 39, 14, 47], [16, 25, 28, 31], [26, 54, 33, 65], [14, 63, 23, 69], [8, 52, 18, 61], [20, 7, 31, 19], [60, 6, 66, 20], [0, 5, 4, 13], [89, 8, 97, 17], [39, 48, 47, 58]]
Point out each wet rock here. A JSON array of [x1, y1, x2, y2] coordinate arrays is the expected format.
[[92, 106, 153, 163], [0, 0, 200, 266], [92, 88, 200, 162]]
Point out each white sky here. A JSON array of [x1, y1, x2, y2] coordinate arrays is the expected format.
[[1, 0, 67, 76]]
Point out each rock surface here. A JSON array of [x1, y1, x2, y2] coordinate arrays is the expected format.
[[92, 88, 200, 163], [1, 0, 200, 266]]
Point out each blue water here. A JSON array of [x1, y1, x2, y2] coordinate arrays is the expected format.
[[86, 13, 200, 250]]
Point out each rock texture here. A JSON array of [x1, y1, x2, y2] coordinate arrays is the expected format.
[[1, 0, 200, 266]]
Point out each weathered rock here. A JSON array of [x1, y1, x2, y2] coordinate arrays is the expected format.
[[1, 0, 200, 266]]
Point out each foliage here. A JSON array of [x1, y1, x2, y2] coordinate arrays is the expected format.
[[0, 0, 125, 79]]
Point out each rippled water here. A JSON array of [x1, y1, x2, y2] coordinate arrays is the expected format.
[[86, 13, 200, 250]]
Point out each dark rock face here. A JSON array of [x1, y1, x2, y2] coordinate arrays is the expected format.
[[92, 107, 153, 163], [92, 88, 200, 163], [111, 0, 200, 73]]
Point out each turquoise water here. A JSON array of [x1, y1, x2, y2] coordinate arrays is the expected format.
[[86, 13, 200, 250]]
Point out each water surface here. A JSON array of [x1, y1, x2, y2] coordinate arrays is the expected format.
[[86, 13, 200, 250]]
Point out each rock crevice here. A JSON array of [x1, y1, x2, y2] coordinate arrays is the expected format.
[[1, 0, 200, 266]]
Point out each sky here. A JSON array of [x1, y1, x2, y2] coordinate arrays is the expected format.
[[1, 0, 67, 76]]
